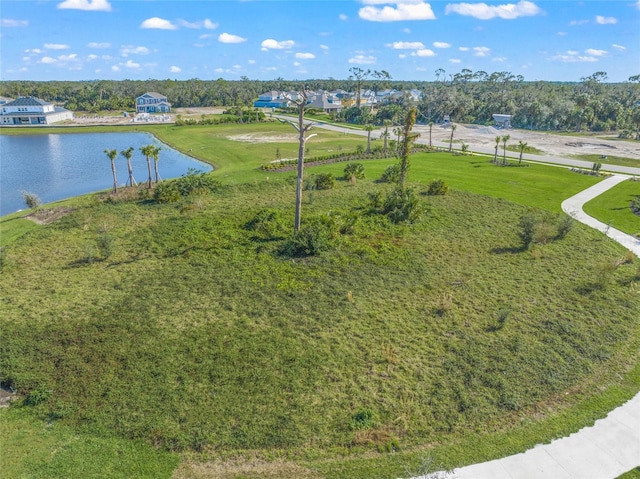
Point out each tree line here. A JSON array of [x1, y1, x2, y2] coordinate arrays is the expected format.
[[1, 70, 638, 133]]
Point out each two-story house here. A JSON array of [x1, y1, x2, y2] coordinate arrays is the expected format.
[[0, 96, 74, 125], [253, 91, 292, 109], [136, 92, 171, 113]]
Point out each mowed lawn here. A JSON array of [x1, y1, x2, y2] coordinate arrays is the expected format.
[[1, 122, 639, 479], [583, 179, 640, 236]]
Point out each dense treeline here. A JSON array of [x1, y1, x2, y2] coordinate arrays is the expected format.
[[1, 70, 638, 133]]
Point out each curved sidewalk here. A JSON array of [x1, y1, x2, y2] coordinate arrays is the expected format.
[[424, 175, 640, 479]]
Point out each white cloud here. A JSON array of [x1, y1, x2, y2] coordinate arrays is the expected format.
[[359, 2, 436, 22], [399, 54, 407, 59], [403, 28, 411, 33], [57, 0, 111, 11], [445, 0, 541, 20], [557, 31, 567, 36], [57, 54, 78, 62], [140, 17, 177, 30], [40, 56, 57, 64], [473, 46, 490, 56], [459, 46, 469, 51], [411, 48, 436, 57], [25, 48, 43, 54], [261, 39, 295, 50], [569, 19, 589, 25], [295, 52, 315, 59], [248, 59, 256, 64], [433, 41, 451, 48], [111, 65, 120, 71], [214, 68, 224, 73], [121, 45, 149, 56], [416, 67, 428, 71], [218, 33, 247, 43], [612, 44, 626, 51], [293, 61, 301, 66], [339, 13, 348, 20], [1, 19, 29, 27], [87, 54, 98, 60], [320, 44, 329, 50], [124, 60, 140, 69], [637, 0, 640, 10], [449, 58, 462, 63], [45, 43, 70, 50], [595, 15, 617, 24], [199, 34, 215, 39], [492, 56, 507, 62], [585, 48, 607, 56], [552, 52, 598, 63], [386, 41, 425, 49], [170, 65, 181, 73], [88, 42, 110, 48], [177, 18, 218, 30], [348, 54, 376, 64]]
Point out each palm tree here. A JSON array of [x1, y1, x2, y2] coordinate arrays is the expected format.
[[381, 119, 392, 154], [151, 146, 162, 183], [428, 121, 434, 148], [120, 147, 136, 187], [364, 123, 375, 153], [501, 134, 511, 165], [449, 124, 457, 152], [517, 140, 528, 165], [140, 144, 154, 188], [393, 127, 402, 153], [494, 136, 501, 164], [104, 149, 118, 193]]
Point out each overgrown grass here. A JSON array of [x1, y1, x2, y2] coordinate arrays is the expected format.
[[1, 174, 638, 477], [583, 179, 640, 236]]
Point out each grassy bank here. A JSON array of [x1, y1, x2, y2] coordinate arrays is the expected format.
[[1, 168, 639, 477]]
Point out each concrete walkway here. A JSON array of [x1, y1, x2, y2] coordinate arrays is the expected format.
[[420, 175, 640, 479]]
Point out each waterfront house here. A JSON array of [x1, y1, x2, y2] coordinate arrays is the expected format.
[[253, 91, 292, 109], [1, 96, 73, 125], [136, 92, 171, 113]]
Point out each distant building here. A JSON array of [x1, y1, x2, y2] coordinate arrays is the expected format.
[[493, 114, 513, 129], [1, 96, 73, 125], [253, 91, 292, 109], [308, 91, 343, 113], [136, 92, 171, 113], [0, 96, 14, 106]]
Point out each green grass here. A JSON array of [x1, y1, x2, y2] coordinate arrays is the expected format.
[[505, 144, 544, 155], [583, 179, 640, 236], [1, 172, 638, 477], [0, 408, 179, 478], [570, 153, 640, 169], [618, 467, 640, 479]]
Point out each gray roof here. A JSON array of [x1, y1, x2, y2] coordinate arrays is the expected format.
[[4, 96, 51, 107], [139, 92, 167, 99]]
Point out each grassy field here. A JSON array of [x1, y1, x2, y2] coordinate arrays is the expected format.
[[570, 153, 640, 169], [583, 179, 640, 236], [1, 123, 639, 478]]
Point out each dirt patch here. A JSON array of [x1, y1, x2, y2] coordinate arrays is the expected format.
[[0, 386, 17, 408], [565, 141, 616, 149], [25, 207, 76, 225], [227, 133, 298, 143]]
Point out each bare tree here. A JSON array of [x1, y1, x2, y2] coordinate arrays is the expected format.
[[280, 89, 317, 232], [104, 148, 118, 193], [349, 67, 371, 108]]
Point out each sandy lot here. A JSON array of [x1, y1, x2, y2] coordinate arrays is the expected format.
[[414, 123, 640, 161]]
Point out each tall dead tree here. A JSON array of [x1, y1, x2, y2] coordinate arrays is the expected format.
[[280, 90, 317, 233]]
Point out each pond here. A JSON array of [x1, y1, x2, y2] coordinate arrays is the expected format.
[[0, 132, 212, 216]]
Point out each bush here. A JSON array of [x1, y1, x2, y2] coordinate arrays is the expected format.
[[518, 213, 537, 250], [383, 187, 423, 224], [351, 408, 377, 430], [556, 214, 575, 239], [367, 191, 383, 209], [426, 179, 449, 196], [314, 173, 335, 190], [344, 163, 365, 180], [380, 164, 400, 184], [25, 387, 51, 406], [153, 182, 181, 203], [281, 217, 335, 257], [21, 191, 42, 210], [245, 208, 287, 239], [174, 169, 222, 197], [631, 196, 640, 216]]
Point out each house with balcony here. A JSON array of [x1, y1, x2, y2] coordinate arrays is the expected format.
[[253, 91, 292, 109], [309, 91, 343, 113], [136, 92, 171, 113], [1, 96, 73, 125]]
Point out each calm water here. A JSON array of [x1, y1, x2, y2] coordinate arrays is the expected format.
[[0, 132, 212, 216]]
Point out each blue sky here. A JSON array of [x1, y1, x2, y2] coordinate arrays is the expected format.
[[1, 0, 638, 82]]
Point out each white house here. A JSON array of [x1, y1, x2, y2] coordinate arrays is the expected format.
[[1, 96, 73, 125], [253, 91, 292, 108], [309, 91, 343, 113], [136, 92, 171, 113], [492, 114, 513, 129]]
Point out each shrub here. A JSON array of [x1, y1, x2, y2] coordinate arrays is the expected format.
[[175, 169, 222, 197], [631, 196, 640, 216], [344, 163, 365, 180], [351, 408, 377, 430], [367, 191, 384, 209], [281, 216, 336, 256], [314, 173, 335, 190], [244, 208, 287, 239], [556, 214, 575, 239], [383, 187, 423, 224], [153, 181, 181, 203], [21, 191, 42, 210], [96, 232, 114, 259], [380, 164, 400, 184], [426, 179, 449, 196], [518, 213, 537, 250], [25, 387, 51, 406]]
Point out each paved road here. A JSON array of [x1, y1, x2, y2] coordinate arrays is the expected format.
[[273, 115, 640, 176], [418, 175, 640, 479]]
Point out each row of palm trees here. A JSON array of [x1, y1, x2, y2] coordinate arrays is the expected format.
[[103, 144, 162, 193], [492, 135, 529, 165]]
